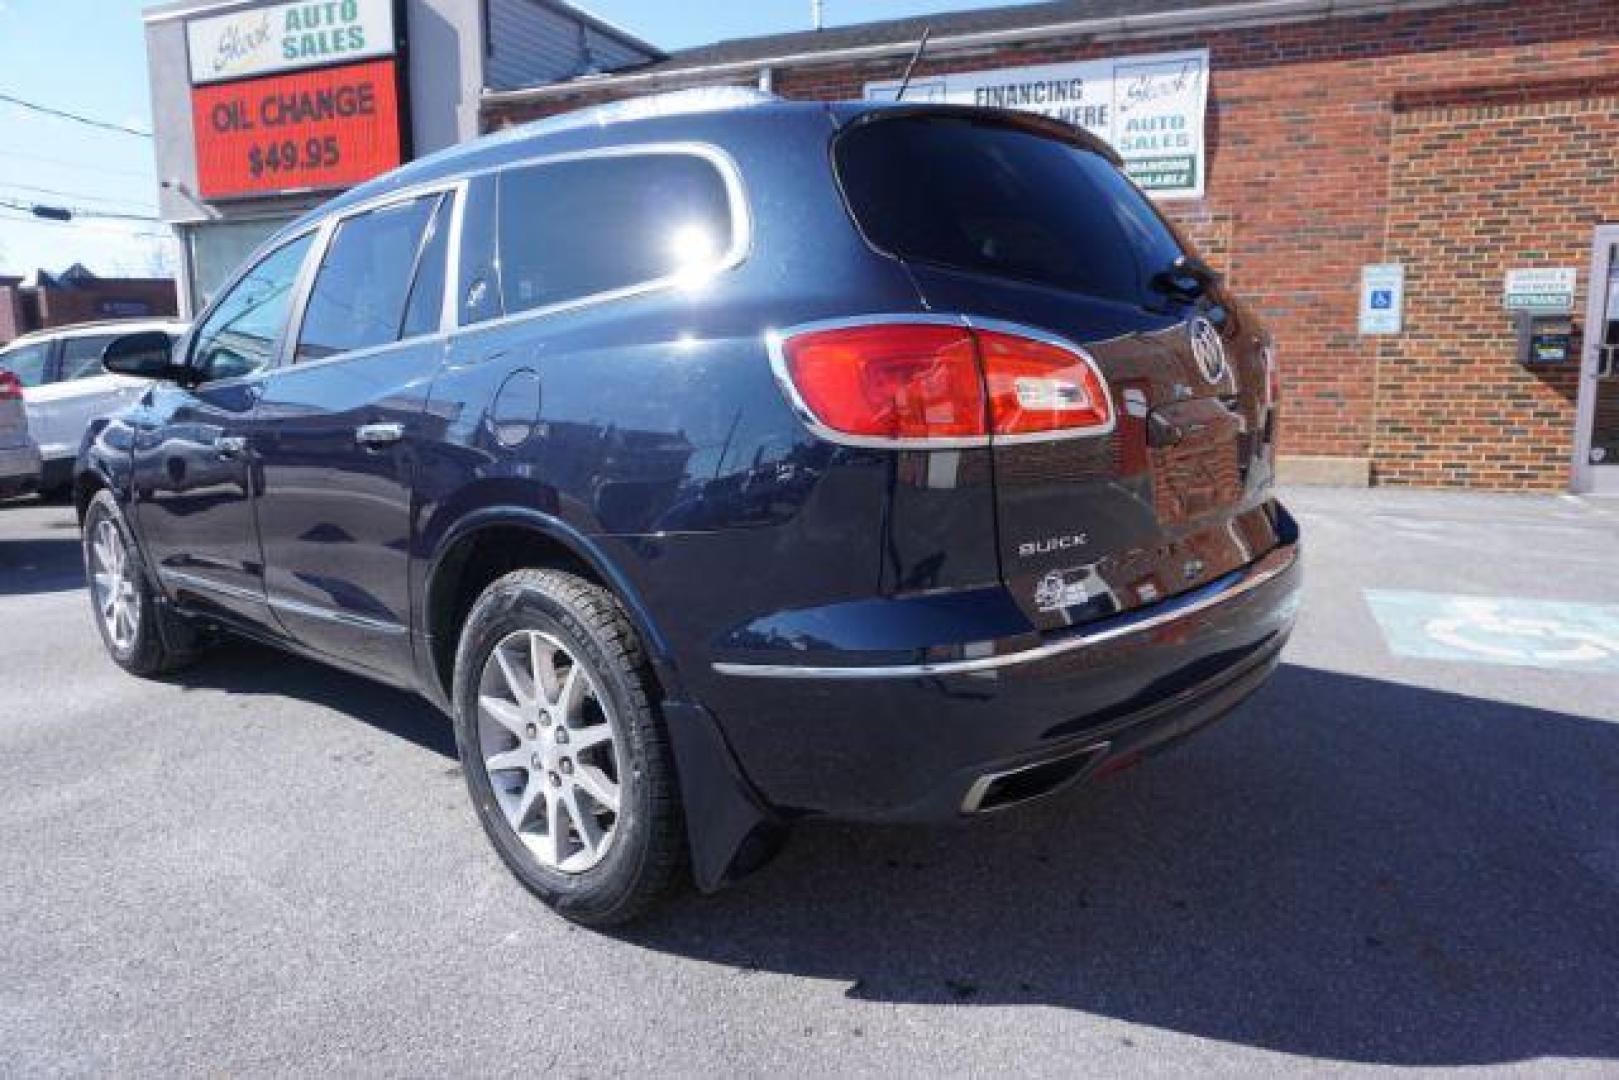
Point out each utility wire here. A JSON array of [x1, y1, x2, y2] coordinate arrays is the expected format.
[[0, 208, 172, 241], [0, 149, 154, 180], [0, 197, 164, 227], [0, 181, 158, 214], [0, 92, 153, 139]]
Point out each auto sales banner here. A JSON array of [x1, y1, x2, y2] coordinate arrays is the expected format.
[[187, 0, 398, 85], [864, 48, 1210, 199]]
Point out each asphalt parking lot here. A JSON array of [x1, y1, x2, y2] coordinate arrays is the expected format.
[[1, 487, 1616, 1077]]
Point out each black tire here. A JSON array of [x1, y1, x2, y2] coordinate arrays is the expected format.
[[82, 489, 195, 676], [452, 569, 686, 926]]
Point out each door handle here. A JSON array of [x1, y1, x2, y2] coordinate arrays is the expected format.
[[355, 422, 405, 448], [214, 435, 249, 459]]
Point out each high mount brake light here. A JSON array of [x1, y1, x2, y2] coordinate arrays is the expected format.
[[773, 321, 1114, 447]]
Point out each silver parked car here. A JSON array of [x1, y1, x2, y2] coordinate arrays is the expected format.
[[0, 367, 42, 501], [0, 320, 186, 494]]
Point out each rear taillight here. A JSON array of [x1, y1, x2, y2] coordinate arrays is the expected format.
[[0, 371, 21, 402], [771, 320, 1114, 447], [1261, 340, 1280, 409]]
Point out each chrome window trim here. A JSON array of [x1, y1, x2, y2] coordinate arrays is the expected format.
[[764, 313, 1119, 451], [712, 540, 1299, 680], [451, 141, 753, 335], [284, 182, 467, 372]]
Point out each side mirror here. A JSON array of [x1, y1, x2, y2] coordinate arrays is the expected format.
[[102, 332, 182, 380]]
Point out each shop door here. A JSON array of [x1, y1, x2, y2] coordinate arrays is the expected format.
[[1577, 227, 1619, 494]]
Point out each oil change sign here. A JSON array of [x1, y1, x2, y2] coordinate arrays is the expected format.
[[191, 58, 402, 199], [187, 0, 397, 85], [865, 49, 1210, 199]]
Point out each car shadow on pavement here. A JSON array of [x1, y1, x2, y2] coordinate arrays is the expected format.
[[619, 664, 1619, 1069], [167, 639, 457, 759], [0, 535, 85, 595]]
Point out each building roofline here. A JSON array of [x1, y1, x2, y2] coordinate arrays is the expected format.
[[526, 0, 666, 60], [484, 0, 1486, 106]]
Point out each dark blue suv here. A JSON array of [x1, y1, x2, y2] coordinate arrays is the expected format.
[[79, 90, 1301, 925]]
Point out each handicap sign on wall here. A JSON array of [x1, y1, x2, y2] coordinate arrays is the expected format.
[[1365, 590, 1619, 672]]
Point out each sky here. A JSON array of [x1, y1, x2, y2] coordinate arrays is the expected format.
[[0, 0, 1003, 280]]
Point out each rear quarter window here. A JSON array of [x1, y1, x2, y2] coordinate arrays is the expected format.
[[835, 115, 1186, 308], [496, 150, 737, 316]]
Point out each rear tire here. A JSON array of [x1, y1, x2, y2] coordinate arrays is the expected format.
[[452, 569, 686, 926], [82, 489, 195, 676]]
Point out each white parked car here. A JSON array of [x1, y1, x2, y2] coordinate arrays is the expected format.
[[0, 320, 186, 494]]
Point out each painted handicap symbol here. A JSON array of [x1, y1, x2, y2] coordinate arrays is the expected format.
[[1423, 599, 1619, 665], [1364, 590, 1619, 672]]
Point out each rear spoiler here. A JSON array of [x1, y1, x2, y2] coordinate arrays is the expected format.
[[830, 102, 1126, 169]]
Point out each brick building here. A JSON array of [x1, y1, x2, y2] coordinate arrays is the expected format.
[[481, 0, 1619, 493], [0, 264, 179, 346]]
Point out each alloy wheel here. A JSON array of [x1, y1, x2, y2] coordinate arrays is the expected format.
[[90, 518, 140, 652], [475, 629, 624, 874]]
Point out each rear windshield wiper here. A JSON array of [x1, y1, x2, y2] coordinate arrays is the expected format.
[[1149, 256, 1220, 301]]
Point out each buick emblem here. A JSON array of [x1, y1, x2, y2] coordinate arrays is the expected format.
[[1188, 317, 1227, 385]]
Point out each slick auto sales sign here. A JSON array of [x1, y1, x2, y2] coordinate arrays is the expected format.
[[865, 49, 1210, 199], [187, 0, 397, 85], [191, 59, 402, 199]]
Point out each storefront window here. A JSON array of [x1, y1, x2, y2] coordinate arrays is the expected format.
[[184, 217, 297, 314]]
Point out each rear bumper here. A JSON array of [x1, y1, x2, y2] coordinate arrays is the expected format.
[[0, 442, 41, 499], [702, 506, 1302, 820]]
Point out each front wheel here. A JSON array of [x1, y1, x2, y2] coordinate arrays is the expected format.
[[452, 569, 686, 926], [82, 489, 193, 676]]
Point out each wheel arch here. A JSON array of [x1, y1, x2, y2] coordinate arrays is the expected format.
[[420, 507, 683, 706], [420, 507, 783, 892]]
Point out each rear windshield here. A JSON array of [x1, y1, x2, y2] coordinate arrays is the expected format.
[[835, 115, 1186, 307]]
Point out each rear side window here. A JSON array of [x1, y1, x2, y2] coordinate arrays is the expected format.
[[297, 193, 446, 362], [497, 151, 734, 316], [0, 342, 51, 387], [835, 116, 1186, 307], [60, 335, 124, 380]]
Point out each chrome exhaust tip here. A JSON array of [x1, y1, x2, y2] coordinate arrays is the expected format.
[[960, 742, 1110, 814]]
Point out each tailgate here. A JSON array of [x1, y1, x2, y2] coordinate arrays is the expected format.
[[834, 108, 1282, 631]]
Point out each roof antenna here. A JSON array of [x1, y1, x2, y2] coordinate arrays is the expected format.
[[895, 26, 932, 101]]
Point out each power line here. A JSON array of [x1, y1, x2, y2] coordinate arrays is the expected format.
[[0, 93, 153, 139], [0, 181, 158, 215], [0, 149, 156, 180], [0, 196, 160, 224], [0, 201, 167, 232], [0, 212, 172, 241]]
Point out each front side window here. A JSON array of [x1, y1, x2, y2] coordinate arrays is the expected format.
[[191, 234, 316, 382], [497, 152, 735, 316], [0, 342, 50, 387], [297, 194, 446, 362], [60, 335, 124, 381]]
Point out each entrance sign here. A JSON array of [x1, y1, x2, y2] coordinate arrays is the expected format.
[[864, 49, 1210, 199], [187, 0, 398, 85], [191, 59, 402, 200], [1359, 264, 1405, 335], [1503, 267, 1578, 313]]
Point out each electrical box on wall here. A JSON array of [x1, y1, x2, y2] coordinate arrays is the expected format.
[[1515, 312, 1574, 366]]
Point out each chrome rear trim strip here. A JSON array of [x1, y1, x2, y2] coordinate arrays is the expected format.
[[712, 541, 1299, 680]]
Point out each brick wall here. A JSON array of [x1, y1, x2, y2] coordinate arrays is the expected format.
[[485, 0, 1619, 491], [1374, 93, 1619, 489]]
